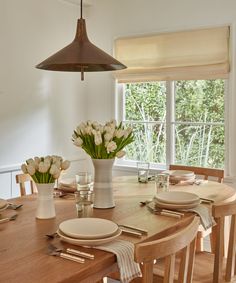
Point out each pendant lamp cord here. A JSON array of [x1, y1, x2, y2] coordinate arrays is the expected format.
[[80, 0, 83, 19]]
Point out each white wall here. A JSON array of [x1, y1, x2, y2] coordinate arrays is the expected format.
[[1, 0, 236, 198], [85, 0, 236, 178], [0, 0, 88, 169]]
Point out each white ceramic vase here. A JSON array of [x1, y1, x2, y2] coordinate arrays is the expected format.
[[35, 183, 55, 219], [92, 158, 115, 209]]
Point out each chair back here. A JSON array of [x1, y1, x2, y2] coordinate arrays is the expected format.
[[169, 164, 224, 183], [134, 217, 199, 283], [15, 173, 36, 196], [212, 200, 236, 282]]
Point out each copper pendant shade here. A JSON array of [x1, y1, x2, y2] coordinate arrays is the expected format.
[[36, 0, 126, 80]]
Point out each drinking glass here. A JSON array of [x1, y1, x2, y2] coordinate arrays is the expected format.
[[155, 173, 170, 194], [75, 172, 92, 191], [137, 162, 150, 183], [74, 190, 94, 218]]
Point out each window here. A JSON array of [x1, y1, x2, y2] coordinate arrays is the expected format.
[[116, 79, 225, 169], [114, 26, 229, 170]]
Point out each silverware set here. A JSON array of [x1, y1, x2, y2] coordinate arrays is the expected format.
[[0, 214, 18, 224], [146, 201, 185, 218], [48, 244, 94, 263], [200, 197, 214, 204], [118, 224, 148, 238], [7, 203, 23, 210], [152, 207, 184, 218]]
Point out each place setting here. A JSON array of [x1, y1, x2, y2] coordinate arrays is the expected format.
[[147, 190, 215, 230], [55, 172, 94, 199], [0, 198, 20, 224], [46, 217, 143, 282]]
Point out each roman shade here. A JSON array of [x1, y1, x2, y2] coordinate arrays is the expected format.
[[114, 26, 230, 82]]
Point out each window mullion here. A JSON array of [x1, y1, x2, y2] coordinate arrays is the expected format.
[[166, 81, 175, 167], [115, 82, 125, 123]]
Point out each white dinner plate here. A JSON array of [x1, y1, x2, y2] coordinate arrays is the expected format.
[[170, 175, 195, 181], [59, 178, 77, 192], [59, 218, 119, 239], [0, 199, 8, 210], [169, 170, 195, 177], [154, 198, 200, 209], [155, 191, 200, 205], [57, 228, 122, 246]]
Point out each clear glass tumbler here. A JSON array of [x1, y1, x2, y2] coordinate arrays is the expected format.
[[155, 173, 170, 194], [137, 162, 150, 183], [74, 190, 94, 218], [75, 172, 92, 191]]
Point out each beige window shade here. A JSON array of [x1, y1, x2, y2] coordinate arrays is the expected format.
[[114, 26, 230, 82]]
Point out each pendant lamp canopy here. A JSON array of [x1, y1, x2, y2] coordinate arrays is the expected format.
[[36, 0, 126, 80]]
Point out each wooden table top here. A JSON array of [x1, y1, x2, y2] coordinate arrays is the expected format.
[[0, 177, 235, 283]]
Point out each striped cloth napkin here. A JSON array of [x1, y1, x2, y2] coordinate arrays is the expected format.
[[96, 239, 142, 283], [183, 204, 216, 230]]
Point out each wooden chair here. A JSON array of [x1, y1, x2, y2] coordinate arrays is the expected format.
[[107, 217, 199, 283], [150, 201, 236, 283], [15, 173, 36, 196], [169, 164, 224, 252], [178, 200, 236, 283], [169, 164, 224, 183], [129, 217, 199, 283]]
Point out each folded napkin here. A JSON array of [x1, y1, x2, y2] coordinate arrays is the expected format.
[[182, 204, 216, 230], [96, 239, 142, 283]]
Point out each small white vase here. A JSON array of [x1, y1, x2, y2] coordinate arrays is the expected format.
[[35, 183, 55, 219], [92, 158, 115, 209]]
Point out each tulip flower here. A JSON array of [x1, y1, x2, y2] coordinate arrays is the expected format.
[[72, 120, 134, 159]]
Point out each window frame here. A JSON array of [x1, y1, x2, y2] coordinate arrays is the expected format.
[[115, 79, 227, 171]]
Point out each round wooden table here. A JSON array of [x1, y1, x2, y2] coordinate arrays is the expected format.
[[113, 175, 236, 203]]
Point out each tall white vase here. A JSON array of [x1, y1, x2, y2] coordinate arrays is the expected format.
[[35, 183, 56, 219], [92, 159, 115, 209]]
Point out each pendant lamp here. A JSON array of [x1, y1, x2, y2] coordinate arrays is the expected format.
[[36, 0, 126, 80]]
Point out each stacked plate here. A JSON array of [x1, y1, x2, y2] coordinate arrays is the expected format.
[[168, 170, 195, 184], [58, 178, 77, 193], [57, 218, 122, 246], [0, 199, 8, 212], [154, 191, 200, 209]]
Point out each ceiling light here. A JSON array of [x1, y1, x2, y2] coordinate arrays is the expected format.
[[36, 0, 126, 80]]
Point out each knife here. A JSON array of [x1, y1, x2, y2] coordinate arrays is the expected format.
[[66, 248, 94, 259]]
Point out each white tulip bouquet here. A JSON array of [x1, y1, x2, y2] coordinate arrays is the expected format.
[[21, 155, 70, 183], [72, 119, 134, 159]]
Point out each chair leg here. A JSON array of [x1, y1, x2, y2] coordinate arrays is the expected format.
[[210, 229, 216, 253], [196, 234, 204, 252]]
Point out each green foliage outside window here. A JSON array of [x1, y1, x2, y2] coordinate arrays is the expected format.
[[123, 79, 225, 169], [124, 82, 166, 163], [175, 80, 225, 168]]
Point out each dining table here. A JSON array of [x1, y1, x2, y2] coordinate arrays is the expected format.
[[0, 176, 235, 283]]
